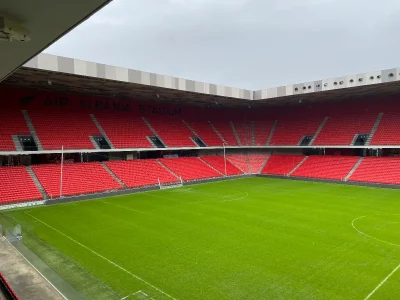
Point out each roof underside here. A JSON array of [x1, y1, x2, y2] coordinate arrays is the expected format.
[[2, 66, 400, 108], [0, 0, 111, 82]]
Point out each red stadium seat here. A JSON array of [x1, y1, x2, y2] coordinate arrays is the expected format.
[[0, 166, 42, 204], [105, 159, 179, 188], [261, 154, 305, 176], [32, 162, 122, 197]]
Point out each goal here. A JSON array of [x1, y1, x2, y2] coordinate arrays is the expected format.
[[158, 177, 184, 190]]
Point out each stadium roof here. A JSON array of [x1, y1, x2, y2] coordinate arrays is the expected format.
[[2, 53, 400, 108], [0, 0, 111, 82]]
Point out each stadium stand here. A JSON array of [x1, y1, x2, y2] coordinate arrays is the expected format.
[[184, 119, 223, 146], [0, 167, 42, 204], [227, 154, 250, 173], [0, 109, 30, 151], [32, 162, 122, 197], [270, 117, 322, 146], [29, 110, 100, 150], [370, 113, 400, 145], [145, 117, 195, 147], [160, 157, 223, 181], [201, 156, 243, 176], [94, 112, 153, 148], [349, 157, 400, 185], [210, 120, 238, 146], [248, 154, 269, 174], [253, 120, 274, 146], [105, 159, 179, 188], [233, 121, 252, 146], [313, 113, 378, 146], [261, 154, 305, 176], [291, 156, 359, 180]]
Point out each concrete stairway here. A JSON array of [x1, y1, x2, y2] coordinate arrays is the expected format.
[[309, 116, 329, 146], [26, 166, 48, 199], [12, 135, 23, 151], [142, 117, 168, 147], [100, 162, 126, 188], [257, 154, 271, 174], [365, 112, 384, 146], [250, 121, 255, 146], [266, 120, 278, 145], [209, 121, 228, 145], [226, 157, 247, 174], [287, 156, 308, 176], [246, 154, 252, 173], [230, 121, 242, 145], [344, 157, 364, 182], [156, 159, 181, 180], [199, 157, 224, 176], [21, 110, 43, 150], [90, 114, 114, 149], [89, 136, 100, 149]]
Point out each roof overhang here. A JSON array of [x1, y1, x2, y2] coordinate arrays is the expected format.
[[0, 0, 111, 82], [1, 53, 400, 108]]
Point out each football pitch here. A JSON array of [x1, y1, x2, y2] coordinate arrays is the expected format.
[[2, 177, 400, 300]]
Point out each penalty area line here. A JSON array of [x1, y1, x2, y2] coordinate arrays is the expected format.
[[24, 212, 176, 300]]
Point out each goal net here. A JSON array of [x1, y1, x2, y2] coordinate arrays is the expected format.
[[158, 177, 184, 190]]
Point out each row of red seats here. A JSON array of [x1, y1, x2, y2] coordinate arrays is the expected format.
[[4, 155, 400, 205], [0, 167, 42, 204], [4, 108, 400, 150]]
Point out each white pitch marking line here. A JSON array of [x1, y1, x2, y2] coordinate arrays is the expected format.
[[219, 192, 248, 202], [352, 215, 400, 299], [352, 216, 400, 248], [102, 202, 145, 214], [25, 212, 176, 300], [364, 263, 400, 300], [121, 290, 144, 300]]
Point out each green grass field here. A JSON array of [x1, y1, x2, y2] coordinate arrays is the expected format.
[[2, 177, 400, 300]]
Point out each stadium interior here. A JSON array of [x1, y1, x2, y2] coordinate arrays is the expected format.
[[2, 1, 400, 299]]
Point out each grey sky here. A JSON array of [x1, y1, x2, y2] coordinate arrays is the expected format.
[[46, 0, 400, 90]]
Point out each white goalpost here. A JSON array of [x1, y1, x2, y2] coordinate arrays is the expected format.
[[158, 177, 184, 189]]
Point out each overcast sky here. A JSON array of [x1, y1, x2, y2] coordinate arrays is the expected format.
[[45, 0, 400, 90]]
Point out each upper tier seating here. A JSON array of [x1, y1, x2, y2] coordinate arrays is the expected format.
[[94, 113, 152, 148], [160, 157, 222, 181], [370, 113, 400, 145], [313, 113, 378, 146], [0, 110, 30, 151], [261, 154, 305, 176], [184, 120, 222, 146], [254, 120, 274, 146], [210, 120, 238, 146], [291, 156, 359, 180], [105, 159, 178, 188], [146, 117, 195, 147], [0, 167, 42, 204], [227, 154, 250, 173], [248, 154, 269, 174], [29, 110, 99, 150], [233, 121, 252, 146], [349, 157, 400, 185], [270, 117, 322, 145], [201, 156, 243, 176], [32, 163, 122, 197]]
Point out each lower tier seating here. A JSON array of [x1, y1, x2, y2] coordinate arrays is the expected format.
[[291, 156, 359, 180], [248, 154, 269, 174], [201, 156, 243, 176], [349, 157, 400, 185], [106, 159, 178, 188], [261, 154, 305, 176], [160, 157, 222, 181], [0, 167, 42, 204], [227, 154, 250, 173], [32, 163, 122, 197]]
